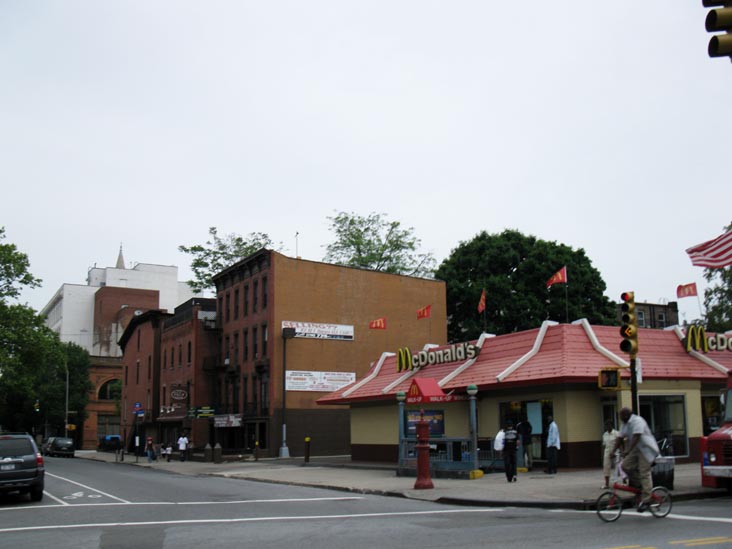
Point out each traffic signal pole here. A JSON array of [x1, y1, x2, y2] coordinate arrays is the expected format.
[[630, 357, 638, 414], [620, 292, 640, 413]]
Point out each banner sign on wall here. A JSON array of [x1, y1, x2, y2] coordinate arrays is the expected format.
[[282, 321, 354, 341], [285, 370, 356, 392], [406, 409, 445, 436]]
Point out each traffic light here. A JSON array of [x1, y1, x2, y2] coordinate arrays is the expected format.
[[619, 291, 638, 357], [598, 368, 621, 390], [704, 0, 732, 58], [34, 399, 40, 412]]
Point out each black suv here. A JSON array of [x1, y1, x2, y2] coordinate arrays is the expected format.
[[0, 433, 45, 501]]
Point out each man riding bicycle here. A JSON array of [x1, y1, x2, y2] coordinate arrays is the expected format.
[[611, 407, 660, 512]]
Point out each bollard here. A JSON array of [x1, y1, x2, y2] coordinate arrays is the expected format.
[[204, 443, 213, 462], [254, 441, 259, 461], [304, 437, 311, 464], [413, 410, 434, 490], [213, 443, 223, 464]]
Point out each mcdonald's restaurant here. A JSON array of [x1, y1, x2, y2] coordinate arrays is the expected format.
[[318, 321, 732, 470]]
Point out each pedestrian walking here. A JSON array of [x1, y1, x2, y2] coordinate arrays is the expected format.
[[502, 420, 519, 483], [602, 420, 620, 489], [145, 436, 155, 463], [177, 433, 189, 462], [516, 416, 533, 469]]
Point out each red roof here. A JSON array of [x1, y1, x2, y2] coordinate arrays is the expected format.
[[317, 322, 731, 406]]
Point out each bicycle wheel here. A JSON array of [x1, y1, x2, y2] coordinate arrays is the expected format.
[[596, 491, 623, 522], [649, 487, 672, 518]]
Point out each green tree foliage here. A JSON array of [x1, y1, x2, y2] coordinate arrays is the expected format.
[[179, 227, 279, 293], [323, 211, 436, 277], [0, 228, 91, 434], [0, 227, 41, 301], [435, 229, 616, 341], [703, 221, 732, 333]]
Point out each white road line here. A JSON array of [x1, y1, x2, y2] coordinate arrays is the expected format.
[[555, 509, 732, 524], [45, 473, 130, 503], [0, 508, 502, 533], [43, 491, 69, 505], [0, 496, 363, 512]]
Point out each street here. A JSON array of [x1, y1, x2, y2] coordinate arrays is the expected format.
[[0, 457, 730, 549]]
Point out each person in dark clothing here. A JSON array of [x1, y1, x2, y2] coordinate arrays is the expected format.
[[502, 419, 519, 483], [516, 417, 533, 469]]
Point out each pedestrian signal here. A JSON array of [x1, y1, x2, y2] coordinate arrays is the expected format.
[[598, 368, 621, 390]]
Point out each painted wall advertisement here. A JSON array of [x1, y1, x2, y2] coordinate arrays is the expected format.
[[281, 320, 354, 341], [285, 370, 356, 392]]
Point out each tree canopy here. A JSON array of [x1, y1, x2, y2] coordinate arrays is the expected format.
[[703, 221, 732, 333], [323, 211, 435, 277], [435, 229, 616, 341], [0, 228, 91, 434], [179, 227, 280, 293]]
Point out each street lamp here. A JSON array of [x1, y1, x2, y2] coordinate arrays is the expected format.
[[467, 384, 478, 470], [280, 327, 296, 458], [64, 358, 69, 438], [396, 391, 406, 465]]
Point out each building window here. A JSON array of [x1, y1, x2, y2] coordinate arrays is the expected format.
[[261, 324, 267, 357], [170, 346, 175, 369], [162, 386, 166, 406], [225, 292, 231, 323], [233, 333, 239, 364], [242, 376, 248, 413], [639, 395, 688, 457], [136, 360, 140, 385], [225, 335, 230, 362], [260, 376, 269, 415], [147, 355, 151, 380], [163, 349, 167, 370], [234, 289, 240, 320], [657, 312, 667, 328], [125, 366, 128, 384], [218, 296, 223, 324], [187, 341, 192, 365], [637, 310, 646, 328], [98, 380, 121, 400], [262, 276, 268, 309], [252, 327, 258, 358], [253, 280, 259, 312], [243, 285, 249, 316], [178, 344, 182, 367], [243, 329, 249, 361]]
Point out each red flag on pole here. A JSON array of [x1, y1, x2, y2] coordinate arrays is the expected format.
[[676, 283, 698, 299], [686, 230, 732, 268], [416, 305, 431, 319], [369, 317, 387, 329], [546, 266, 568, 289], [477, 289, 486, 314]]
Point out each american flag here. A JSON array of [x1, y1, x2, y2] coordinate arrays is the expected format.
[[686, 230, 732, 268]]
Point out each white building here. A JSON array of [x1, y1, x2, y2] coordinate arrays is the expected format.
[[41, 248, 199, 357]]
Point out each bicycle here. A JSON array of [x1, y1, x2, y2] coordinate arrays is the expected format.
[[596, 480, 672, 522]]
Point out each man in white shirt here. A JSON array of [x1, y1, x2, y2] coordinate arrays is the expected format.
[[177, 433, 189, 462], [613, 407, 659, 511]]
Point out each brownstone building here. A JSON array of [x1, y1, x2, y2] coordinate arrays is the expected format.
[[211, 250, 447, 457], [118, 299, 219, 452]]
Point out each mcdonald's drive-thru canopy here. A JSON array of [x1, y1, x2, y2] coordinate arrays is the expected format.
[[317, 320, 732, 406]]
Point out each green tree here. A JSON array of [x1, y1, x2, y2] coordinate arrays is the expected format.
[[323, 211, 435, 277], [179, 227, 279, 293], [703, 221, 732, 333], [0, 227, 41, 301], [435, 229, 616, 341]]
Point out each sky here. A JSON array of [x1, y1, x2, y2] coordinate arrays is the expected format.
[[2, 2, 731, 325]]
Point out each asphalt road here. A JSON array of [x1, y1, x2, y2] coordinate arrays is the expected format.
[[1, 457, 730, 549]]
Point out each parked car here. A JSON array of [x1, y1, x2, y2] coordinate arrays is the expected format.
[[46, 437, 75, 458], [0, 432, 45, 502], [40, 437, 55, 456]]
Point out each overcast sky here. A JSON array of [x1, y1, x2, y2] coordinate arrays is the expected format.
[[2, 2, 730, 326]]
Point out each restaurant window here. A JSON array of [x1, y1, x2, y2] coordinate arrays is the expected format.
[[639, 395, 688, 457]]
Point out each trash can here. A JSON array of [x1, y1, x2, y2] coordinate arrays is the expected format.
[[652, 456, 674, 490]]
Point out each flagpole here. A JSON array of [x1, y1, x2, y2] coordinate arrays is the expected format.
[[564, 283, 569, 324], [696, 293, 705, 320]]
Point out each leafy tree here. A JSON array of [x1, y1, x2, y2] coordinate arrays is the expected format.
[[0, 227, 41, 301], [179, 227, 279, 293], [703, 221, 732, 333], [435, 229, 616, 341], [323, 211, 435, 277]]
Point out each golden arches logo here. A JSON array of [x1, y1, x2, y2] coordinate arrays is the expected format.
[[684, 325, 708, 353], [397, 347, 413, 372]]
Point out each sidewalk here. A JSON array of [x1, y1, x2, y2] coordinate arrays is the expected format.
[[76, 451, 728, 510]]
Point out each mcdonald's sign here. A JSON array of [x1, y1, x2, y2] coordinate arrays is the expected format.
[[396, 342, 480, 372], [682, 325, 732, 353]]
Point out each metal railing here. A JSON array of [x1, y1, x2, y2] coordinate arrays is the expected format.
[[398, 437, 499, 470]]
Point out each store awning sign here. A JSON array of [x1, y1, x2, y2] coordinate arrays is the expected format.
[[682, 325, 732, 353], [405, 378, 467, 404]]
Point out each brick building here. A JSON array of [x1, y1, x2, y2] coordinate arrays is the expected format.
[[211, 250, 447, 457]]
